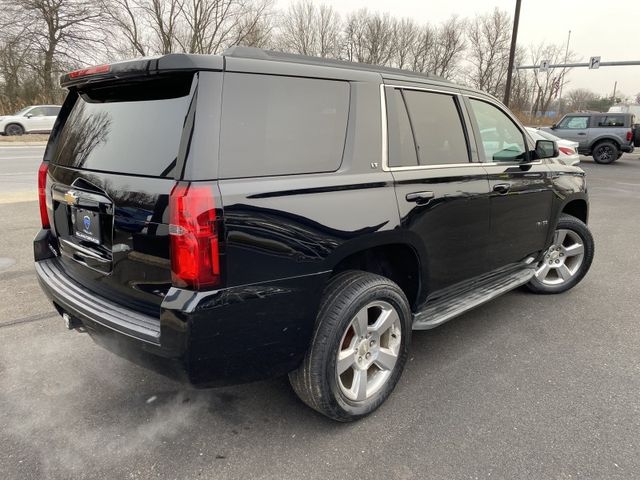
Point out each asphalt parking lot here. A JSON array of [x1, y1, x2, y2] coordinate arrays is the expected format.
[[1, 145, 639, 479]]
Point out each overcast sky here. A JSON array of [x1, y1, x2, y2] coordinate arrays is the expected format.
[[276, 0, 640, 99]]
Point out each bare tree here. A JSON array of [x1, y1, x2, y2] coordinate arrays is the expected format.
[[101, 0, 149, 57], [342, 9, 367, 63], [316, 4, 341, 58], [431, 16, 466, 79], [565, 88, 598, 112], [1, 0, 107, 102], [508, 47, 535, 113], [392, 18, 418, 69], [0, 28, 37, 111], [530, 42, 577, 116], [342, 10, 395, 66], [409, 16, 465, 79], [278, 0, 316, 55], [278, 0, 340, 57], [410, 24, 436, 73], [466, 8, 511, 97], [144, 0, 183, 54]]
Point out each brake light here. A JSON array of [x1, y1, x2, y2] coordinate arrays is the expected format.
[[68, 64, 110, 79], [38, 162, 50, 228], [169, 183, 220, 290], [626, 130, 633, 142], [558, 146, 575, 156]]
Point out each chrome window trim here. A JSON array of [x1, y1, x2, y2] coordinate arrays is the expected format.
[[380, 84, 479, 172], [379, 84, 544, 171]]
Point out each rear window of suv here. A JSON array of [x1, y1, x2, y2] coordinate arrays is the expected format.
[[219, 73, 350, 178], [596, 115, 625, 127], [52, 74, 194, 178]]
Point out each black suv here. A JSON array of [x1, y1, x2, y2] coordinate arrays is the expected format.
[[34, 47, 594, 421]]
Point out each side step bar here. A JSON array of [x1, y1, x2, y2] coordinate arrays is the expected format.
[[412, 268, 535, 330]]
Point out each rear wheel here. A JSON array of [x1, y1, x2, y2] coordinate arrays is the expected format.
[[592, 141, 618, 164], [4, 123, 24, 136], [526, 214, 594, 294], [289, 271, 411, 422]]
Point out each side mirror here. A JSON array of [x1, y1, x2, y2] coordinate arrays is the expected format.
[[534, 139, 559, 159], [551, 123, 557, 129], [25, 113, 33, 118]]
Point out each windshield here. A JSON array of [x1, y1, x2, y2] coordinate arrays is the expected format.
[[536, 129, 561, 142], [526, 128, 545, 142], [52, 75, 194, 178], [13, 107, 32, 116]]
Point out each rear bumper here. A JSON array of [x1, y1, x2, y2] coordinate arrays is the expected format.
[[34, 231, 327, 387], [620, 143, 635, 153]]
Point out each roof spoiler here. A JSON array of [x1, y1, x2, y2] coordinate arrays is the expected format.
[[60, 54, 224, 88]]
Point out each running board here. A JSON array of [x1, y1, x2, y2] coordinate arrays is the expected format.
[[412, 268, 535, 330]]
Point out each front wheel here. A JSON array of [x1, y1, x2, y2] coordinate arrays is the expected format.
[[4, 123, 24, 136], [289, 271, 411, 422], [526, 214, 594, 294]]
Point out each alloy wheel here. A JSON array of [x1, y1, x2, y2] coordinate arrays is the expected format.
[[336, 301, 402, 402], [534, 228, 585, 286]]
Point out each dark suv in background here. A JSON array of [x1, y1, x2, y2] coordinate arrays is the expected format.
[[34, 47, 594, 421], [544, 111, 637, 164]]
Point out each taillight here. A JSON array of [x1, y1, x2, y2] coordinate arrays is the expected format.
[[626, 130, 633, 142], [68, 64, 110, 79], [38, 162, 50, 229], [169, 182, 220, 290], [558, 146, 575, 156]]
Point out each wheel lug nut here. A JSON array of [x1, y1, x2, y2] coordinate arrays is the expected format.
[[358, 356, 362, 362], [370, 340, 375, 347], [365, 352, 371, 359], [555, 260, 560, 264]]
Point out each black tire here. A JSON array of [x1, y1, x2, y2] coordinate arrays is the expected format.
[[4, 123, 24, 136], [633, 126, 640, 148], [616, 152, 623, 160], [526, 214, 594, 294], [592, 141, 618, 164], [289, 270, 412, 422]]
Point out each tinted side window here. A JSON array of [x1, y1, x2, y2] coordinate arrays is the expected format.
[[469, 99, 526, 162], [597, 115, 625, 127], [386, 89, 417, 167], [219, 73, 350, 178], [402, 90, 469, 165], [45, 107, 61, 116], [558, 116, 589, 129], [28, 107, 46, 117]]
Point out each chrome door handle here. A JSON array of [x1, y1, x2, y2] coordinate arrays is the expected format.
[[493, 183, 511, 194], [405, 191, 435, 204]]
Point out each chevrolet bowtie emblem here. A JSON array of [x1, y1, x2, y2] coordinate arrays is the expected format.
[[64, 190, 79, 205]]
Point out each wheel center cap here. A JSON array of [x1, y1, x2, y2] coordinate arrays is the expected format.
[[550, 250, 559, 261]]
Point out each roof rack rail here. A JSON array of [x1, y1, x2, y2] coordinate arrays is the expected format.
[[222, 46, 451, 83]]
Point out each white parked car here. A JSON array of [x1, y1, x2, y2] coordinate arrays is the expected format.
[[0, 105, 61, 136], [526, 127, 580, 166]]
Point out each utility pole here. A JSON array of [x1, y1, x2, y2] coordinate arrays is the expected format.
[[557, 30, 571, 115], [503, 0, 522, 107], [612, 81, 617, 101]]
